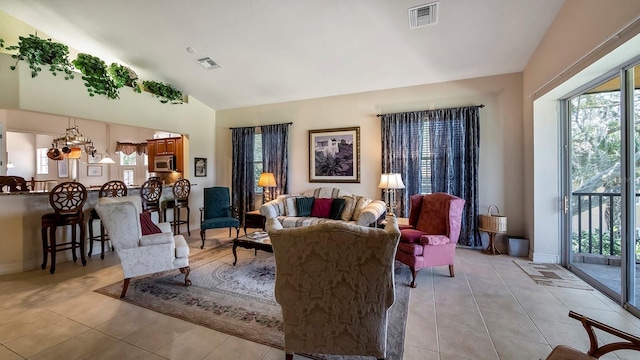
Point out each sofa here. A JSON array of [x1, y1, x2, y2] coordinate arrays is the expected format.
[[260, 187, 386, 228]]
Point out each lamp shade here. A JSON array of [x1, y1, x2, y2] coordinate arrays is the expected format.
[[99, 153, 116, 164], [378, 173, 405, 189], [258, 172, 277, 187]]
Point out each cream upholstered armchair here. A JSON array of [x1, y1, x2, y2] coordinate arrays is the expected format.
[[95, 196, 191, 298], [267, 215, 400, 360]]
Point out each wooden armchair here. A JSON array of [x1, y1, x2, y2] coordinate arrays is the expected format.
[[546, 311, 640, 359]]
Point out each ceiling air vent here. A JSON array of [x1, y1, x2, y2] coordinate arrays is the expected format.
[[195, 57, 220, 70], [409, 2, 438, 29]]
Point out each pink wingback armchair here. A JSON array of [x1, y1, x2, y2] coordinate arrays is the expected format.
[[396, 193, 465, 288]]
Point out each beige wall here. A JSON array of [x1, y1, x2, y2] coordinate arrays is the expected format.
[[216, 73, 525, 235], [523, 0, 640, 262]]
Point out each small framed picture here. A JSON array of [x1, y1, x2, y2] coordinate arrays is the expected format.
[[87, 165, 102, 177], [194, 157, 207, 177], [57, 158, 69, 178], [88, 153, 102, 164]]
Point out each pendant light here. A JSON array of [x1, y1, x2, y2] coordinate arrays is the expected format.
[[99, 123, 117, 164]]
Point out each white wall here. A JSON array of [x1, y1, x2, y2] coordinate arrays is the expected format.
[[523, 0, 640, 262], [5, 131, 35, 178], [216, 73, 526, 236]]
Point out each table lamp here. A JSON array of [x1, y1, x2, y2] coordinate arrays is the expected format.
[[258, 172, 277, 202], [378, 173, 405, 216]]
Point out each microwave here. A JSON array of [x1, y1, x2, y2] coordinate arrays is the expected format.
[[154, 155, 175, 172]]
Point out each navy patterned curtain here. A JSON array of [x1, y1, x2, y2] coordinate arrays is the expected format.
[[380, 113, 424, 217], [426, 106, 481, 246], [261, 123, 290, 198], [380, 106, 481, 247], [232, 127, 255, 222]]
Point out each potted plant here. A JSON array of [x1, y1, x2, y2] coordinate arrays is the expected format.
[[5, 33, 74, 79], [142, 80, 183, 104], [108, 63, 141, 93], [72, 53, 119, 99]]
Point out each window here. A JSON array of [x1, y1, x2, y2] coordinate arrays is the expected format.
[[419, 122, 432, 194], [36, 148, 48, 174], [123, 169, 134, 186], [119, 152, 136, 165], [120, 152, 137, 186], [253, 133, 263, 193]]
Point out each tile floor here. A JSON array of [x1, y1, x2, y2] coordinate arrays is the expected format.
[[2, 228, 640, 360]]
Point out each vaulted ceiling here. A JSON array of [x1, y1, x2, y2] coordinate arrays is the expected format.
[[0, 0, 565, 110]]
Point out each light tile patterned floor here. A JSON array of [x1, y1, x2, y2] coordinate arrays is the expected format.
[[2, 228, 640, 359]]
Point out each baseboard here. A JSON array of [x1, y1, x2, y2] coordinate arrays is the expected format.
[[532, 252, 560, 263], [0, 262, 24, 275]]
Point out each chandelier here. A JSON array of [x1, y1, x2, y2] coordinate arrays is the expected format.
[[48, 119, 96, 160]]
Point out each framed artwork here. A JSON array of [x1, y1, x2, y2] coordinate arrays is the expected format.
[[87, 165, 102, 177], [88, 153, 102, 164], [309, 127, 360, 183], [194, 157, 207, 177], [57, 158, 68, 178]]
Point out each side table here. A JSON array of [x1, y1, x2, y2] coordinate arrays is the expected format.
[[244, 210, 266, 234], [479, 227, 505, 255]]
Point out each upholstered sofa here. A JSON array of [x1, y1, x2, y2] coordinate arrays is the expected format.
[[260, 187, 386, 228]]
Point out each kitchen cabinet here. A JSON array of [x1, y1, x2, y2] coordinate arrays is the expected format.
[[147, 136, 184, 172]]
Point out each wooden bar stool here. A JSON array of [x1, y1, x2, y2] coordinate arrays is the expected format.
[[41, 182, 87, 274], [88, 180, 127, 259], [140, 178, 162, 222], [163, 178, 191, 235]]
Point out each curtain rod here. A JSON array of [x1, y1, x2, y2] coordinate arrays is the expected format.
[[229, 121, 293, 130], [376, 104, 485, 117]]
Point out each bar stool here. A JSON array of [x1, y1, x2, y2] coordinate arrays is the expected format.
[[41, 182, 87, 274], [88, 180, 127, 259], [140, 178, 162, 222], [163, 178, 191, 235]]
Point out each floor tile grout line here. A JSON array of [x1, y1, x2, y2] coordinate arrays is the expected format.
[[456, 252, 501, 360]]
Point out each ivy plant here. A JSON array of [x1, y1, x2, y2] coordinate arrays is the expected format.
[[5, 33, 74, 79], [0, 38, 4, 48], [72, 53, 119, 99], [142, 80, 183, 104], [108, 63, 141, 93]]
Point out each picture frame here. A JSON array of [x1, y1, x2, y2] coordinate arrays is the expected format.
[[87, 165, 102, 177], [309, 127, 360, 183], [194, 157, 207, 177], [57, 158, 68, 178], [88, 153, 102, 164]]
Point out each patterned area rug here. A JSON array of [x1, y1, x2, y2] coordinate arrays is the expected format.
[[95, 244, 411, 360], [514, 260, 593, 290]]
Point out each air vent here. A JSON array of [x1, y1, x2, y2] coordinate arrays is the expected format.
[[195, 57, 220, 70], [409, 2, 438, 29]]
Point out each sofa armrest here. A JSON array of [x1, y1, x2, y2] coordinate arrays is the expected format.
[[356, 200, 387, 226], [139, 232, 174, 246], [260, 198, 282, 219], [156, 222, 172, 234]]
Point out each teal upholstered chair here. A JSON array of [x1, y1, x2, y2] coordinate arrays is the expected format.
[[200, 187, 240, 249]]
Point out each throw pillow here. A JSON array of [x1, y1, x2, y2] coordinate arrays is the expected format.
[[352, 196, 372, 221], [140, 211, 162, 235], [284, 196, 299, 216], [296, 197, 315, 217], [311, 198, 333, 218], [329, 198, 346, 220], [340, 195, 357, 221]]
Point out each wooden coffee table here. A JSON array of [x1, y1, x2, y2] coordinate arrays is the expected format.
[[232, 232, 272, 266]]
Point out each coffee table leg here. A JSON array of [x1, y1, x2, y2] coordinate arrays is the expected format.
[[232, 242, 238, 266]]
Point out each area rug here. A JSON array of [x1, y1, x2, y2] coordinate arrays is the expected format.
[[514, 260, 593, 290], [95, 244, 411, 360]]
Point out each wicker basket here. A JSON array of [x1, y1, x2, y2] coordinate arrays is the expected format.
[[479, 205, 507, 233]]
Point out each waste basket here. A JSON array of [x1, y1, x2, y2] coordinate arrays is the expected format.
[[507, 235, 529, 257]]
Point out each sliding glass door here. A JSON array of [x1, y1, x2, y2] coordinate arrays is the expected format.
[[564, 62, 640, 314]]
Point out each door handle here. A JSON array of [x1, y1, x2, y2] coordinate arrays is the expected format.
[[563, 195, 568, 214]]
